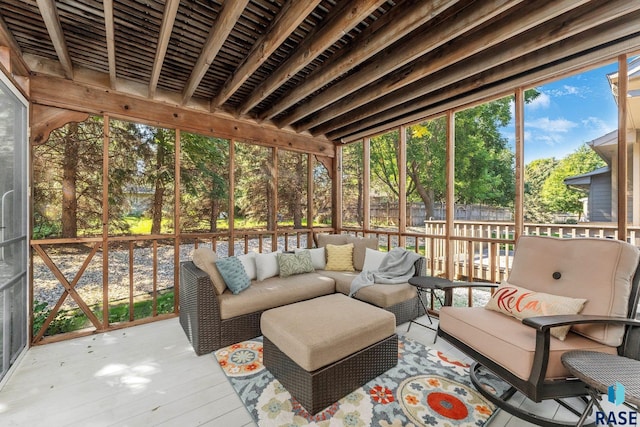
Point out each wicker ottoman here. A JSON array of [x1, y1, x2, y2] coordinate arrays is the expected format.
[[261, 293, 398, 414]]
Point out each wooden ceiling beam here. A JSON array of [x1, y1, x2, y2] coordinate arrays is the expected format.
[[260, 0, 459, 122], [103, 0, 116, 89], [317, 0, 631, 136], [236, 0, 388, 116], [330, 11, 640, 142], [181, 0, 250, 105], [0, 14, 29, 76], [149, 0, 180, 98], [36, 0, 74, 79], [211, 0, 322, 108], [295, 0, 586, 133], [29, 74, 335, 157]]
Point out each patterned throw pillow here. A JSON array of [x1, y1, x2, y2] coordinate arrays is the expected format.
[[324, 243, 355, 271], [484, 283, 587, 340], [277, 251, 315, 278], [215, 256, 251, 295]]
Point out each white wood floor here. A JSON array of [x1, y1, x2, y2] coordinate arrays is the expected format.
[[0, 315, 618, 426]]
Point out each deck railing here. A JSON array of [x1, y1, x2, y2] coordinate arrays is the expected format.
[[32, 221, 638, 343]]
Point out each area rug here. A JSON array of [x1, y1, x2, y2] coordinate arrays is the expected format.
[[215, 335, 508, 426]]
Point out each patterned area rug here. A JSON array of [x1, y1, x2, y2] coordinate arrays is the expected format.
[[215, 336, 506, 426]]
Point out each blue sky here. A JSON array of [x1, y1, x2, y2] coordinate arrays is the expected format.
[[500, 61, 620, 164]]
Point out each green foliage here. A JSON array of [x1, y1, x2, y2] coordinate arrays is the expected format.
[[33, 292, 176, 336], [524, 158, 560, 223], [541, 144, 606, 215]]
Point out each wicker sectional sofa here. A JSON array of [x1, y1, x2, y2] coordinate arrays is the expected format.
[[179, 234, 426, 355]]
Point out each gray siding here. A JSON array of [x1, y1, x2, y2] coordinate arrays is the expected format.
[[590, 174, 612, 222]]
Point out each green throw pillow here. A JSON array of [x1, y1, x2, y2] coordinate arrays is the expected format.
[[277, 251, 315, 278], [215, 256, 251, 294]]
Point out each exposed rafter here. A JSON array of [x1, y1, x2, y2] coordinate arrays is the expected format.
[[211, 0, 322, 108], [286, 0, 532, 131], [329, 10, 640, 141], [236, 0, 388, 115], [181, 0, 250, 105], [103, 0, 116, 89], [36, 0, 73, 79], [311, 0, 607, 136], [0, 13, 29, 76], [149, 0, 180, 98], [261, 0, 459, 122]]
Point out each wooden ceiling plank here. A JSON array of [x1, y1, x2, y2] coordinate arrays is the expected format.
[[211, 0, 323, 108], [330, 11, 640, 142], [36, 0, 74, 79], [317, 0, 635, 136], [236, 0, 388, 116], [0, 13, 30, 76], [103, 0, 116, 89], [149, 0, 180, 98], [30, 74, 334, 157], [291, 0, 577, 132], [181, 0, 251, 105], [267, 0, 459, 124]]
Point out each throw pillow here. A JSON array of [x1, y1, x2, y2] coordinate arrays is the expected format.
[[277, 251, 315, 278], [215, 256, 251, 295], [255, 251, 280, 281], [295, 247, 325, 270], [237, 252, 257, 280], [362, 248, 387, 272], [324, 243, 355, 271], [484, 282, 587, 340], [191, 247, 227, 295]]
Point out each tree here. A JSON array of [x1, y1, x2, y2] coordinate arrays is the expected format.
[[278, 150, 307, 229], [33, 117, 105, 238], [234, 143, 274, 229], [181, 133, 229, 232], [524, 157, 559, 223], [370, 92, 540, 219], [341, 142, 364, 226], [541, 144, 606, 217]]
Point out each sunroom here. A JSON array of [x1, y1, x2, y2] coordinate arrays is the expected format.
[[1, 1, 640, 426]]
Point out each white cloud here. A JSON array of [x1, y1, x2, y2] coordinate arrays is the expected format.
[[527, 92, 551, 110], [548, 85, 588, 98], [581, 116, 615, 134], [526, 117, 578, 133]]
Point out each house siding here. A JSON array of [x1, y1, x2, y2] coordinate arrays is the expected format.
[[590, 174, 612, 222]]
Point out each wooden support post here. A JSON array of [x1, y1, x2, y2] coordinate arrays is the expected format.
[[272, 147, 278, 252], [514, 88, 525, 242], [618, 54, 628, 241], [399, 126, 407, 247], [173, 129, 181, 312], [229, 139, 236, 256], [307, 153, 314, 247], [363, 138, 370, 233], [102, 115, 110, 329], [445, 111, 455, 280], [334, 144, 343, 233]]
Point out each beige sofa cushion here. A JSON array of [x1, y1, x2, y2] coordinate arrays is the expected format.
[[218, 273, 335, 319], [507, 236, 640, 346], [317, 234, 379, 271], [319, 270, 417, 308], [439, 307, 617, 380], [261, 294, 396, 371], [192, 247, 227, 295]]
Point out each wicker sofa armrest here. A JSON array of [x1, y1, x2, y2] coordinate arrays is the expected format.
[[413, 256, 427, 277], [179, 261, 223, 355]]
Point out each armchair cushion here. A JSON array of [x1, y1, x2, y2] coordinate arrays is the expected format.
[[439, 307, 617, 380], [484, 283, 587, 340], [506, 236, 640, 346]]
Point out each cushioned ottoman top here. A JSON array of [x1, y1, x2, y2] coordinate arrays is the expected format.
[[261, 293, 396, 371]]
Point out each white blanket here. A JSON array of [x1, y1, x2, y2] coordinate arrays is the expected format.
[[349, 247, 422, 297]]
